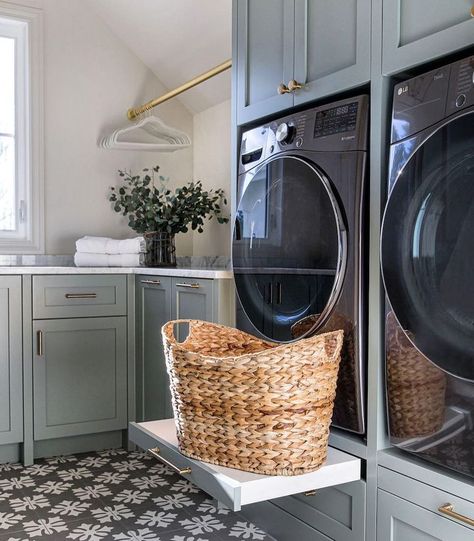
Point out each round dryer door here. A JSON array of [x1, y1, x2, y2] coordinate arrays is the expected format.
[[381, 111, 474, 381], [232, 155, 346, 342]]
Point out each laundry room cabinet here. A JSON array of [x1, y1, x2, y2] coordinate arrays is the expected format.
[[235, 0, 371, 125], [0, 276, 23, 447], [135, 275, 234, 422], [382, 0, 474, 75]]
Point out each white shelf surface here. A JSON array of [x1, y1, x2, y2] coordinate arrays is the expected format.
[[129, 419, 361, 511]]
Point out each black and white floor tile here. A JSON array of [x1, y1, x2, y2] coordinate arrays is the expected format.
[[0, 449, 277, 541]]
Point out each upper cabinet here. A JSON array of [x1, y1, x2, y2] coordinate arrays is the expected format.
[[382, 0, 474, 74], [235, 0, 371, 125]]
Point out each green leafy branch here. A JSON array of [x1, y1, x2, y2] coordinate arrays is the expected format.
[[109, 166, 229, 235]]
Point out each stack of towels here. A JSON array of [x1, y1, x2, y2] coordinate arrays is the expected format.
[[74, 236, 146, 267]]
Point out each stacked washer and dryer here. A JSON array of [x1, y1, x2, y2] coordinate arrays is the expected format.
[[382, 55, 474, 478], [232, 96, 369, 435]]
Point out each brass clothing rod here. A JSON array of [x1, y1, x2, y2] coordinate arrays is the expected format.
[[127, 59, 232, 120]]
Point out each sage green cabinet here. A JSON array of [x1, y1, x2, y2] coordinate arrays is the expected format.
[[382, 0, 474, 74], [377, 489, 473, 540], [136, 275, 233, 422], [136, 276, 173, 422], [0, 276, 23, 445], [235, 0, 371, 124], [33, 316, 127, 440]]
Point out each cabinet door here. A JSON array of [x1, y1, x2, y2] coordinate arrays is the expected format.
[[33, 317, 127, 440], [293, 0, 370, 106], [377, 489, 473, 541], [236, 0, 295, 124], [383, 0, 474, 74], [172, 278, 214, 341], [136, 276, 173, 422], [0, 276, 22, 445]]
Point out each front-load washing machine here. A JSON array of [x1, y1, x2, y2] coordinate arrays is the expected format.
[[232, 95, 369, 435], [382, 55, 474, 477]]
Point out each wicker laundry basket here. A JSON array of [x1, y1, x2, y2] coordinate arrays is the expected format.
[[386, 311, 446, 438], [162, 319, 344, 476]]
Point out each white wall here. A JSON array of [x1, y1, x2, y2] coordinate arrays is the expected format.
[[192, 99, 232, 256], [23, 0, 195, 255]]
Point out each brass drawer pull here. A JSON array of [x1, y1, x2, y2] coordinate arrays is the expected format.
[[304, 490, 317, 497], [148, 447, 192, 475], [141, 279, 161, 285], [471, 6, 474, 17], [65, 293, 97, 299], [175, 283, 200, 289], [438, 503, 474, 527], [37, 330, 43, 356]]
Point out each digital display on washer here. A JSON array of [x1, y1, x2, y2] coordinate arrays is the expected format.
[[314, 102, 358, 138]]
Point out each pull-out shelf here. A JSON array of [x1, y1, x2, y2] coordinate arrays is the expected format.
[[129, 419, 361, 511]]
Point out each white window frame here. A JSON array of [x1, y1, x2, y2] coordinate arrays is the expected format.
[[0, 2, 43, 253]]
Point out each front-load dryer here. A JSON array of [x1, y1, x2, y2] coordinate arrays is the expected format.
[[232, 96, 369, 435], [382, 55, 474, 477]]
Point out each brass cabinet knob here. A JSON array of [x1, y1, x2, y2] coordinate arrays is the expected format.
[[288, 79, 303, 92], [278, 83, 291, 95]]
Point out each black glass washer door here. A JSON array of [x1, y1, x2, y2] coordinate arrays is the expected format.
[[381, 111, 474, 381], [232, 155, 346, 342]]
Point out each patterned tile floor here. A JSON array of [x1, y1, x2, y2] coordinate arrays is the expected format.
[[0, 449, 278, 541]]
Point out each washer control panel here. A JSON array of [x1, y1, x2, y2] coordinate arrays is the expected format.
[[314, 102, 359, 138]]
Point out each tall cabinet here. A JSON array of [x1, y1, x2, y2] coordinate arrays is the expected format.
[[236, 0, 371, 124], [0, 276, 23, 446]]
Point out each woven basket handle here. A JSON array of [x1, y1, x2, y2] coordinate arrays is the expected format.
[[162, 319, 198, 346]]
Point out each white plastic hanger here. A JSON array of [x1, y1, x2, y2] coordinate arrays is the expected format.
[[98, 115, 191, 152]]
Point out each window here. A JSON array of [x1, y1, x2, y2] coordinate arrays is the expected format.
[[0, 4, 43, 253]]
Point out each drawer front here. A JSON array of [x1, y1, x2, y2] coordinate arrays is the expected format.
[[271, 479, 366, 541], [379, 467, 474, 532], [378, 489, 473, 540], [33, 275, 127, 318]]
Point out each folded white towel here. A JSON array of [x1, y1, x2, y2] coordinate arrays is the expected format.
[[74, 252, 144, 267], [76, 236, 146, 255]]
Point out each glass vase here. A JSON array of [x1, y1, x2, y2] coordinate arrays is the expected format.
[[144, 231, 177, 267]]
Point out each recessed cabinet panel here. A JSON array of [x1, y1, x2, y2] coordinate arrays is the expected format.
[[33, 275, 127, 319], [136, 276, 173, 422], [272, 480, 366, 541], [377, 489, 473, 540], [293, 0, 370, 106], [172, 278, 214, 341], [0, 276, 22, 444], [383, 0, 474, 74], [236, 0, 294, 124], [33, 317, 127, 440]]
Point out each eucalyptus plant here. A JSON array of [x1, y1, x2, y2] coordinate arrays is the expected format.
[[109, 166, 228, 235]]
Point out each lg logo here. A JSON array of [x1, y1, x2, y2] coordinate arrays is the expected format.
[[397, 85, 408, 96]]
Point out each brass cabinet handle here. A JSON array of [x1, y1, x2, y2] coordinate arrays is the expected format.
[[175, 283, 200, 289], [37, 330, 43, 356], [288, 79, 303, 92], [278, 82, 291, 94], [471, 6, 474, 17], [140, 279, 161, 285], [148, 447, 192, 475], [64, 293, 97, 299], [438, 503, 474, 527], [304, 490, 317, 496]]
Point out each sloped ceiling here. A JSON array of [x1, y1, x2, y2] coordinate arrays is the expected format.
[[89, 0, 232, 114]]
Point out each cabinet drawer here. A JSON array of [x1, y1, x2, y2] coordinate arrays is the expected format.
[[271, 479, 366, 541], [33, 275, 127, 319], [379, 467, 474, 532], [129, 419, 361, 512], [378, 489, 473, 540]]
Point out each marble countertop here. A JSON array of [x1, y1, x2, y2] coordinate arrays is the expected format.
[[0, 256, 233, 279]]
